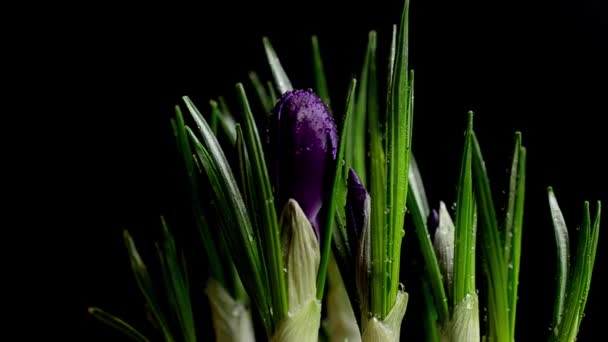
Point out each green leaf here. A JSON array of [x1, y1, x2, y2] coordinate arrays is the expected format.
[[578, 202, 601, 328], [506, 134, 526, 338], [210, 99, 236, 145], [174, 105, 225, 284], [317, 78, 357, 299], [549, 195, 601, 342], [263, 37, 293, 95], [267, 80, 278, 105], [123, 231, 174, 341], [548, 187, 570, 333], [384, 0, 413, 317], [560, 202, 592, 341], [349, 31, 374, 186], [235, 83, 288, 321], [182, 96, 273, 334], [366, 28, 390, 322], [248, 71, 273, 113], [156, 217, 197, 342], [561, 200, 601, 341], [407, 156, 449, 323], [385, 24, 397, 137], [421, 280, 441, 342], [311, 35, 331, 108], [235, 124, 268, 272], [330, 211, 361, 328], [384, 24, 398, 161], [504, 133, 521, 261], [88, 307, 151, 342], [471, 131, 510, 341], [453, 112, 476, 305]]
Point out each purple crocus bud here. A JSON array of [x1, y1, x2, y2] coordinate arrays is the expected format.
[[427, 208, 439, 232], [346, 168, 371, 313], [346, 168, 370, 244], [272, 89, 338, 238]]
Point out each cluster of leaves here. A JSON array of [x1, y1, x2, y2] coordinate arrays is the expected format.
[[87, 0, 602, 340]]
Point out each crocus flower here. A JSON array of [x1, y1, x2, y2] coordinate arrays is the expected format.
[[272, 89, 338, 238], [346, 168, 370, 255], [345, 168, 371, 316]]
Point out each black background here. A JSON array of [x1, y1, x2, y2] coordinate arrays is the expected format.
[[70, 0, 607, 340]]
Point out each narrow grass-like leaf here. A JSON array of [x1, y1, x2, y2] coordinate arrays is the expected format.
[[384, 0, 413, 316], [331, 213, 351, 277], [210, 99, 236, 144], [88, 307, 151, 342], [248, 71, 273, 113], [471, 131, 510, 341], [123, 231, 174, 341], [267, 81, 278, 105], [504, 133, 521, 262], [367, 31, 382, 194], [578, 202, 601, 328], [548, 187, 570, 333], [350, 31, 373, 185], [385, 24, 397, 141], [330, 210, 361, 325], [218, 96, 232, 117], [188, 129, 272, 333], [507, 137, 526, 338], [317, 78, 357, 299], [174, 105, 225, 284], [407, 156, 449, 323], [183, 97, 273, 334], [235, 124, 267, 266], [235, 83, 288, 321], [550, 198, 601, 342], [156, 217, 196, 342], [383, 24, 397, 161], [560, 202, 591, 341], [235, 124, 268, 300], [366, 28, 392, 321], [210, 105, 219, 135], [311, 35, 330, 107], [453, 112, 476, 305], [421, 281, 441, 342], [263, 37, 293, 95]]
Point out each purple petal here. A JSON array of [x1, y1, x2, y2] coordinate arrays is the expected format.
[[346, 168, 370, 246], [272, 89, 338, 238], [427, 208, 439, 231]]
